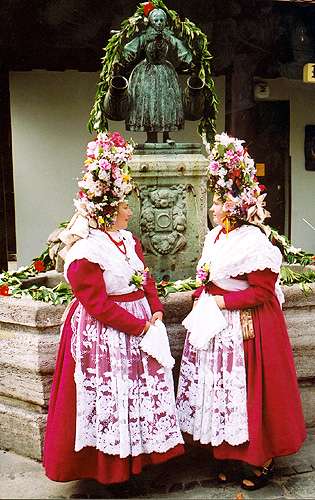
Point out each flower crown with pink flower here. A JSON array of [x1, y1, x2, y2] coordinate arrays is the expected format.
[[75, 131, 134, 228], [206, 132, 270, 227]]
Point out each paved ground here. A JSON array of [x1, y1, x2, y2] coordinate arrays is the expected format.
[[1, 429, 315, 499]]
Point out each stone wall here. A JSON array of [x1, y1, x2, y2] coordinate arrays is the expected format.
[[0, 283, 314, 460], [0, 297, 65, 460]]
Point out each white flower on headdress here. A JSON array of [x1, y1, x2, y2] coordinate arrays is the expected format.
[[217, 178, 226, 188], [98, 168, 110, 182]]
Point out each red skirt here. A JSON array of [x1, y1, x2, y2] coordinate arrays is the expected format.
[[211, 290, 306, 466], [43, 301, 184, 485]]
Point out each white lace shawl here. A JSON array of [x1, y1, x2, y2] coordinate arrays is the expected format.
[[63, 229, 144, 295], [198, 224, 284, 305], [199, 224, 282, 280]]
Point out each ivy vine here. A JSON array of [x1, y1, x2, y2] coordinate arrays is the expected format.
[[88, 0, 218, 143]]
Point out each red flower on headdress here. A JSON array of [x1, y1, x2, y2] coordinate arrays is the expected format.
[[143, 1, 155, 17], [259, 184, 267, 192], [0, 283, 9, 296], [110, 131, 126, 148], [34, 260, 45, 272]]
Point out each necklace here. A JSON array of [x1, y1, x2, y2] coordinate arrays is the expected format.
[[105, 231, 130, 263]]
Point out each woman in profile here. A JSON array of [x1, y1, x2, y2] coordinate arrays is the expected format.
[[176, 133, 306, 491], [43, 131, 184, 485]]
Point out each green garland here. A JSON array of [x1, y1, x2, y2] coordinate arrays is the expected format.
[[267, 226, 314, 266], [1, 223, 314, 305], [88, 0, 218, 143], [0, 249, 72, 305], [280, 266, 315, 295]]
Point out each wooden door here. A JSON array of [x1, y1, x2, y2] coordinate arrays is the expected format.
[[248, 101, 290, 235], [228, 99, 290, 235]]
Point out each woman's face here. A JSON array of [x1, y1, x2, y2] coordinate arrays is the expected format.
[[112, 202, 132, 230], [210, 195, 225, 226], [149, 10, 166, 31]]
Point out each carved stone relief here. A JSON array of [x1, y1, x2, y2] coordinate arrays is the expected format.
[[140, 185, 187, 255]]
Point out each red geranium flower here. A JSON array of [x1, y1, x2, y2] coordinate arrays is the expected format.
[[0, 283, 9, 296], [110, 131, 126, 148], [160, 280, 169, 287], [34, 260, 45, 272], [143, 1, 155, 17]]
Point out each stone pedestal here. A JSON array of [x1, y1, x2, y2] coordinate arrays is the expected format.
[[128, 143, 208, 281]]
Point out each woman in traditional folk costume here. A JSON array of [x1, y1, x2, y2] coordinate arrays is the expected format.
[[43, 131, 184, 485], [176, 133, 306, 491]]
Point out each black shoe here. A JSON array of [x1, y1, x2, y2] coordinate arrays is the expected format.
[[216, 459, 231, 485], [241, 460, 274, 491]]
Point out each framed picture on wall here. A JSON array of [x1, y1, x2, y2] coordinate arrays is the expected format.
[[305, 125, 315, 171]]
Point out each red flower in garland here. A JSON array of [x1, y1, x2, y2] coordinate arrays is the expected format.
[[34, 260, 45, 272], [259, 184, 267, 192], [143, 1, 155, 17], [0, 283, 9, 296], [160, 280, 169, 287]]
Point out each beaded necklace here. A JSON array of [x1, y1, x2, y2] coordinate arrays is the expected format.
[[105, 231, 130, 263]]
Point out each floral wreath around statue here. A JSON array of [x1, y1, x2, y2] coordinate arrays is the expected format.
[[88, 0, 218, 143]]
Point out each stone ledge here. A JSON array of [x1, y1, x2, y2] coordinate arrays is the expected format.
[[162, 284, 315, 322], [0, 366, 53, 406], [283, 283, 315, 308], [161, 291, 193, 323], [0, 401, 47, 460], [0, 327, 59, 372], [0, 296, 65, 328], [1, 283, 313, 328]]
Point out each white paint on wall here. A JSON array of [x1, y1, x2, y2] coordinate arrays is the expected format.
[[9, 70, 225, 266], [289, 81, 315, 253], [10, 70, 99, 265]]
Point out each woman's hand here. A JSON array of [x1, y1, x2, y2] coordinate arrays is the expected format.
[[213, 295, 226, 309], [150, 311, 163, 324], [143, 321, 151, 333]]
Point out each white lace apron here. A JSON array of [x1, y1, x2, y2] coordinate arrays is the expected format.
[[176, 224, 284, 447], [64, 229, 184, 458], [176, 280, 249, 447]]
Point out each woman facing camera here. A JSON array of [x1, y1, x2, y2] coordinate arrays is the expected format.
[[176, 133, 306, 491], [43, 132, 184, 485]]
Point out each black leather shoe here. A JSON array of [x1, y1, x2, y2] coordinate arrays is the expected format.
[[241, 460, 274, 491]]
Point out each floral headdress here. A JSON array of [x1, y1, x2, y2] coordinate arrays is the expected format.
[[206, 132, 270, 230], [76, 131, 134, 228]]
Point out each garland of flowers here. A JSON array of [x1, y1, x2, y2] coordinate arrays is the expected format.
[[88, 0, 218, 143]]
